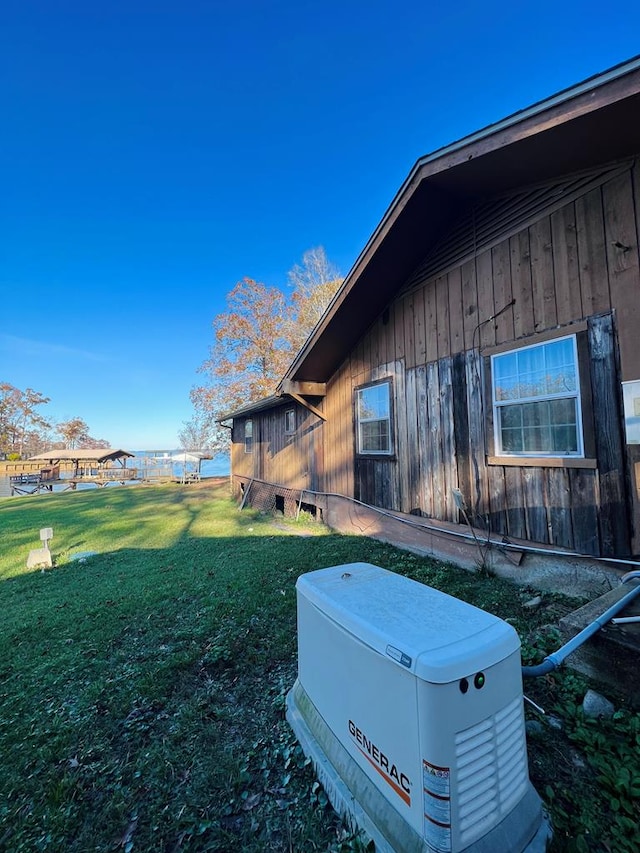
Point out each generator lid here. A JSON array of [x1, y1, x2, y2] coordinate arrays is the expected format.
[[296, 563, 520, 683]]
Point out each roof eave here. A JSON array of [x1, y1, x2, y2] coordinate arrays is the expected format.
[[217, 394, 292, 422], [281, 55, 640, 387]]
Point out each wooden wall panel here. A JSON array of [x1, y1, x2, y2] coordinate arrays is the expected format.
[[461, 259, 478, 352], [529, 216, 557, 333], [350, 338, 363, 381], [425, 281, 438, 363], [588, 313, 630, 556], [504, 468, 526, 540], [394, 360, 411, 513], [521, 468, 547, 543], [452, 352, 470, 523], [603, 172, 640, 380], [436, 275, 450, 360], [545, 468, 573, 549], [404, 292, 417, 369], [255, 404, 319, 492], [466, 350, 489, 526], [439, 357, 458, 519], [405, 367, 420, 512], [413, 287, 426, 366], [491, 240, 514, 344], [426, 361, 445, 519], [510, 230, 535, 339], [325, 370, 339, 495], [394, 297, 406, 363], [342, 359, 355, 498], [370, 320, 381, 374], [551, 203, 582, 326], [414, 365, 430, 516], [312, 413, 324, 492], [575, 187, 610, 316], [570, 468, 601, 556], [381, 305, 396, 365], [448, 268, 464, 355], [476, 249, 495, 349], [487, 466, 508, 536]]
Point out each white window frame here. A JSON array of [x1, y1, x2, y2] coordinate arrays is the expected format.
[[284, 409, 295, 434], [491, 334, 585, 457], [355, 380, 393, 456], [244, 419, 253, 453]]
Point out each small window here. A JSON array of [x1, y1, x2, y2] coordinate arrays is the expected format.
[[244, 419, 253, 453], [285, 409, 295, 434], [356, 381, 392, 455], [492, 335, 583, 456]]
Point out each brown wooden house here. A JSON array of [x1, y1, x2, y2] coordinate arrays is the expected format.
[[225, 57, 640, 562]]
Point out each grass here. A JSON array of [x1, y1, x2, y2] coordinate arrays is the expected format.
[[0, 480, 638, 852]]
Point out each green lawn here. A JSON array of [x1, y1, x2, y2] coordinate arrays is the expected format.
[[0, 481, 637, 852]]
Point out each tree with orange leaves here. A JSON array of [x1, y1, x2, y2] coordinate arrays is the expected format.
[[185, 248, 342, 452]]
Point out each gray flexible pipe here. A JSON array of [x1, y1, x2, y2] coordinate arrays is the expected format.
[[522, 573, 640, 678]]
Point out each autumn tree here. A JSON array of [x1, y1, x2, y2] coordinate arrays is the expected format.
[[191, 248, 342, 444], [16, 388, 51, 456], [196, 277, 296, 412], [79, 435, 111, 449], [57, 417, 90, 449], [0, 383, 19, 453], [0, 383, 51, 457]]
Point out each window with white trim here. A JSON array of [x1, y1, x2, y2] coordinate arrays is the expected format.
[[285, 409, 295, 434], [491, 335, 584, 456], [356, 381, 392, 455], [244, 419, 253, 453]]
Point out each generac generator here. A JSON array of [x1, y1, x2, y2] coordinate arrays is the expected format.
[[286, 563, 549, 853]]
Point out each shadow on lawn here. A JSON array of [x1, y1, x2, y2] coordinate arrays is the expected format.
[[0, 530, 407, 852]]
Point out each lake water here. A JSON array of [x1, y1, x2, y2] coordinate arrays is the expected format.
[[0, 450, 230, 498]]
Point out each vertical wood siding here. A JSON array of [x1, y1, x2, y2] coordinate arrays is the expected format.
[[325, 165, 638, 555], [233, 163, 639, 556], [231, 404, 322, 495]]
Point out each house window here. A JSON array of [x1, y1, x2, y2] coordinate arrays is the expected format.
[[244, 420, 253, 453], [356, 381, 392, 455], [285, 409, 295, 434], [491, 335, 583, 456]]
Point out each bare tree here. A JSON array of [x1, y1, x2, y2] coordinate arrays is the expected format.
[[287, 246, 343, 351], [178, 410, 221, 453]]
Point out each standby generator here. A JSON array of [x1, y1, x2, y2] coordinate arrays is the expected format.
[[286, 563, 549, 853]]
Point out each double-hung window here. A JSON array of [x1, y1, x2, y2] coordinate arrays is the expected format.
[[491, 335, 583, 456], [285, 409, 295, 434], [356, 381, 392, 455], [244, 419, 253, 453]]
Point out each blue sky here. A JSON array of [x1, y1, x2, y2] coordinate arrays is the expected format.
[[2, 1, 639, 449]]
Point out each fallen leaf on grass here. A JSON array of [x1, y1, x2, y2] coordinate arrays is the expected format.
[[116, 816, 138, 849], [241, 792, 261, 811]]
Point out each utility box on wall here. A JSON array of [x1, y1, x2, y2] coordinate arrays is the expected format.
[[287, 563, 548, 853]]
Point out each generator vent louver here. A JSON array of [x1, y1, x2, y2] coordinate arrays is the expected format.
[[455, 696, 528, 846]]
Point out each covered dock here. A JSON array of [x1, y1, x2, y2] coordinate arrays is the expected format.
[[10, 449, 136, 495]]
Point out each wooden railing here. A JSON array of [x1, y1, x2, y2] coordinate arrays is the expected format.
[[91, 468, 138, 481], [9, 466, 59, 485]]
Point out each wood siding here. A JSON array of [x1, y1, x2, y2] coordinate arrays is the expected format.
[[230, 402, 323, 495], [232, 161, 640, 556]]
